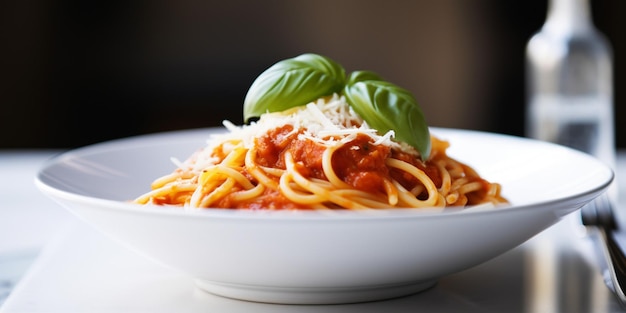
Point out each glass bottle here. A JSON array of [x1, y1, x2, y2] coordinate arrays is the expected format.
[[525, 0, 617, 215], [525, 0, 614, 166]]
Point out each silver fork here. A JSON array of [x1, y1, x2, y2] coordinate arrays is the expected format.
[[580, 194, 626, 305]]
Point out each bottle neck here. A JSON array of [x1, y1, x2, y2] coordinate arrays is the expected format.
[[544, 0, 593, 34]]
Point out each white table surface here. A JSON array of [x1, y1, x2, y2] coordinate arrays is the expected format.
[[1, 149, 626, 312]]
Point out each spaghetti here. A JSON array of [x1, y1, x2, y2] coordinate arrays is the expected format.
[[134, 95, 507, 210]]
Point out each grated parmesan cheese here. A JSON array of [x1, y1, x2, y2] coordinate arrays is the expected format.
[[183, 94, 418, 172]]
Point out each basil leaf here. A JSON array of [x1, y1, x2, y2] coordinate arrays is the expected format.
[[243, 53, 346, 123], [347, 70, 384, 85], [344, 80, 431, 160]]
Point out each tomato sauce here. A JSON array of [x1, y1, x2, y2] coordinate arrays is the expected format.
[[332, 134, 391, 193], [232, 126, 494, 209], [232, 125, 489, 210], [251, 126, 433, 198]]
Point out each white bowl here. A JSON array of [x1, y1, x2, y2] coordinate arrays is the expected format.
[[35, 127, 613, 304]]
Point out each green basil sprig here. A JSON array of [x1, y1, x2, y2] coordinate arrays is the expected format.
[[344, 73, 431, 160], [243, 54, 431, 160], [243, 53, 346, 122]]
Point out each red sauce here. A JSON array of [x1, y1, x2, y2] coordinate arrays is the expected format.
[[255, 127, 398, 194], [244, 127, 426, 206], [333, 134, 391, 193], [231, 126, 492, 209]]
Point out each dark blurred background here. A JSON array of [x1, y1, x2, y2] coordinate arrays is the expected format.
[[1, 0, 624, 149]]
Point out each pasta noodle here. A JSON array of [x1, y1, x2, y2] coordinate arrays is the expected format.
[[134, 95, 508, 210]]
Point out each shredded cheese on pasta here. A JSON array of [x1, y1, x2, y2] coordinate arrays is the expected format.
[[134, 94, 508, 210]]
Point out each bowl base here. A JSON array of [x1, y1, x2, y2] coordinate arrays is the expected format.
[[194, 279, 437, 304]]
